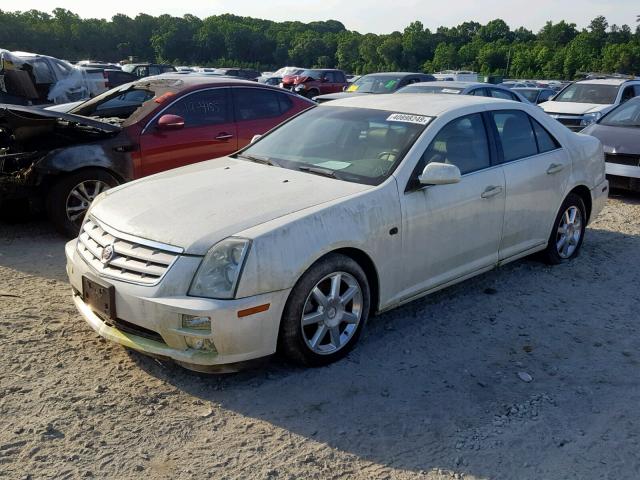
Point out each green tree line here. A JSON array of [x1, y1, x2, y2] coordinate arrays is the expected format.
[[2, 8, 640, 79]]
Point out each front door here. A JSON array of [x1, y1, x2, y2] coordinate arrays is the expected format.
[[139, 87, 237, 177], [397, 113, 506, 301]]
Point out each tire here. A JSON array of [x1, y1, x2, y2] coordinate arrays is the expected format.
[[306, 89, 320, 99], [279, 253, 371, 367], [47, 169, 119, 238], [541, 193, 586, 265]]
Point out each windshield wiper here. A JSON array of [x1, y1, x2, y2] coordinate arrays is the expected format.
[[298, 166, 338, 179], [237, 153, 280, 167]]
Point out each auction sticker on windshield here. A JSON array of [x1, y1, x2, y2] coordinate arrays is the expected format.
[[387, 113, 432, 125]]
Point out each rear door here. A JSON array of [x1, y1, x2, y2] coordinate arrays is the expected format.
[[138, 87, 237, 177], [232, 87, 303, 148], [489, 109, 570, 260]]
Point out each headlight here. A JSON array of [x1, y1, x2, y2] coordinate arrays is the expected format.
[[580, 112, 602, 126], [189, 238, 251, 299]]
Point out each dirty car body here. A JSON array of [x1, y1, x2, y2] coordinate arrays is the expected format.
[[65, 94, 608, 372]]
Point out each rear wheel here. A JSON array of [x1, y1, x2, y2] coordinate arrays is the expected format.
[[279, 254, 370, 367], [47, 169, 119, 238], [541, 193, 586, 264]]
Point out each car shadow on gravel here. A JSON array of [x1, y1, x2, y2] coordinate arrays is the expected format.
[[128, 224, 640, 479]]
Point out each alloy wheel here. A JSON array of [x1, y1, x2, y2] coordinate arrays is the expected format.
[[65, 180, 110, 226], [556, 205, 583, 259], [301, 271, 363, 355]]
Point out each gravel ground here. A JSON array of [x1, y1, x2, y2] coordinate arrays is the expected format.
[[1, 193, 639, 480]]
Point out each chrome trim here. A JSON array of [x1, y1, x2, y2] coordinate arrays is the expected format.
[[91, 216, 184, 254]]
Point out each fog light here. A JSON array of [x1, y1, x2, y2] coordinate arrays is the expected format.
[[182, 315, 211, 332], [185, 337, 216, 352]]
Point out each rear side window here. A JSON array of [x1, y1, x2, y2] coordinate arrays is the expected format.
[[492, 110, 559, 161], [492, 111, 538, 162], [277, 92, 294, 114], [234, 88, 282, 121], [420, 113, 490, 175], [531, 118, 561, 153], [163, 88, 230, 127]]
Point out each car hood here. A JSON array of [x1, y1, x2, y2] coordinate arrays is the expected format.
[[91, 157, 372, 255], [314, 92, 368, 102], [540, 101, 609, 115], [582, 123, 640, 155], [0, 103, 120, 133]]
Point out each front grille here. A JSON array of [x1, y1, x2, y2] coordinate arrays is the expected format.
[[77, 217, 181, 285], [605, 153, 640, 167]]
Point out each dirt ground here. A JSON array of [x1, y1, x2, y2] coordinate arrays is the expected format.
[[1, 193, 639, 480]]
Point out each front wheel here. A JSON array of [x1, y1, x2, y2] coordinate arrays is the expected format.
[[47, 169, 119, 238], [541, 193, 586, 264], [279, 254, 370, 367]]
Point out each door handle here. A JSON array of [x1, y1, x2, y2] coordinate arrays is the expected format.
[[215, 133, 234, 141], [546, 163, 564, 175], [481, 185, 503, 199]]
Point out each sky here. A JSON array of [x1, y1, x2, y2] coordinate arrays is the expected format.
[[12, 0, 640, 34]]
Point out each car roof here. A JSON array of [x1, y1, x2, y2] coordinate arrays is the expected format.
[[408, 81, 488, 89], [512, 87, 551, 91], [577, 79, 632, 86], [361, 72, 430, 77], [322, 92, 509, 116]]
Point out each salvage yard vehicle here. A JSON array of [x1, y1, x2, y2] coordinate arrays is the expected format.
[[313, 72, 436, 103], [397, 81, 530, 103], [281, 69, 349, 98], [0, 75, 314, 236], [540, 78, 640, 131], [582, 97, 640, 191], [121, 63, 177, 78], [0, 50, 107, 105], [65, 94, 608, 372], [512, 87, 557, 104]]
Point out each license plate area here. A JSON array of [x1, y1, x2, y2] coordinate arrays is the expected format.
[[82, 276, 116, 320]]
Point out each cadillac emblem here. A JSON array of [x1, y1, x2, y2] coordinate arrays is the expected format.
[[101, 244, 115, 265]]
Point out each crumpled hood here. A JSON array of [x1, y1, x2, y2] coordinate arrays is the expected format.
[[91, 157, 371, 255], [582, 123, 640, 155], [0, 103, 120, 133], [540, 101, 609, 115]]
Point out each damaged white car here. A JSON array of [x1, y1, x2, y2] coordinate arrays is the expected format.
[[66, 94, 608, 371]]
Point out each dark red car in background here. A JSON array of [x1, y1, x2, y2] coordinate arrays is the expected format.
[[281, 69, 349, 98], [0, 75, 314, 236]]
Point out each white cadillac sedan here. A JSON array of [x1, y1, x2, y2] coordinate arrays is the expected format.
[[65, 94, 609, 371]]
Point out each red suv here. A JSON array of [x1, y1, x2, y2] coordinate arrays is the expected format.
[[0, 75, 314, 236], [282, 69, 349, 98]]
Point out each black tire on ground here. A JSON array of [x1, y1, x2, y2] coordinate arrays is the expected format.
[[278, 253, 370, 367], [46, 169, 119, 238], [306, 89, 320, 99], [541, 192, 587, 265]]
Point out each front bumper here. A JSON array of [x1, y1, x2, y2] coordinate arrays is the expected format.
[[605, 162, 640, 179], [65, 240, 291, 371]]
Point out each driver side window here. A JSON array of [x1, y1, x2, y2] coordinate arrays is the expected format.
[[418, 113, 491, 176]]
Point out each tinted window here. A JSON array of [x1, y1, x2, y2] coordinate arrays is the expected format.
[[531, 119, 560, 153], [234, 88, 281, 121], [277, 92, 294, 114], [621, 86, 636, 102], [163, 88, 230, 127], [492, 111, 538, 162], [539, 90, 555, 102], [148, 66, 161, 76], [490, 88, 518, 101], [420, 113, 490, 175]]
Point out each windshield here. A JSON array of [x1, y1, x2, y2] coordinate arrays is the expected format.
[[515, 89, 539, 103], [397, 85, 462, 95], [347, 75, 403, 94], [69, 83, 155, 119], [554, 83, 619, 105], [600, 100, 640, 127], [298, 69, 321, 80], [237, 106, 431, 185]]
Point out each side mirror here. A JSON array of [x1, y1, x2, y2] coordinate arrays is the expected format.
[[251, 134, 262, 144], [157, 114, 185, 131], [418, 162, 461, 186]]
